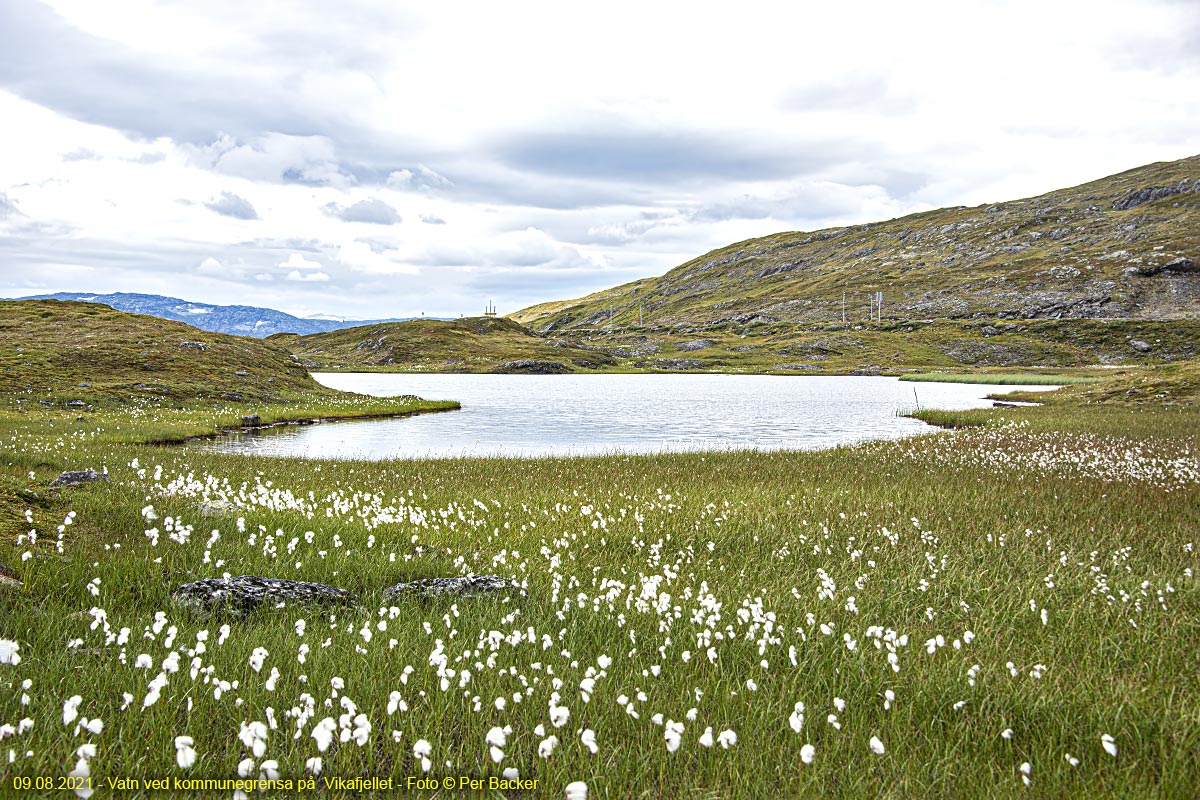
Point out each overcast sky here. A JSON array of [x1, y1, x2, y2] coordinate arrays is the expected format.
[[0, 0, 1196, 319]]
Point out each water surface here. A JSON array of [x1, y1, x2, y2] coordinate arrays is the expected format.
[[197, 373, 1056, 460]]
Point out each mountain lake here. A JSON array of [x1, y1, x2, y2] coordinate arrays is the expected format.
[[195, 373, 1059, 460]]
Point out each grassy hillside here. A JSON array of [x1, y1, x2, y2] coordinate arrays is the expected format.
[[513, 154, 1200, 331], [291, 312, 1200, 376], [0, 300, 457, 441], [286, 315, 617, 373]]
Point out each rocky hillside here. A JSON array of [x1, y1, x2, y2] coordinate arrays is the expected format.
[[284, 316, 616, 373], [514, 154, 1200, 331], [0, 300, 333, 404]]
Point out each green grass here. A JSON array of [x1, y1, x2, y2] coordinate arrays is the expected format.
[[900, 373, 1100, 385], [1, 341, 1198, 797]]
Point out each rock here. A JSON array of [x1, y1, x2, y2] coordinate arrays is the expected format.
[[199, 499, 237, 516], [849, 366, 882, 376], [0, 561, 21, 592], [1130, 340, 1153, 353], [383, 575, 526, 602], [170, 576, 358, 616], [1113, 181, 1196, 210], [771, 363, 820, 371], [637, 358, 704, 371], [221, 392, 245, 402], [980, 326, 1002, 337], [179, 341, 207, 351], [1124, 258, 1196, 277], [77, 382, 91, 388], [65, 400, 87, 408], [492, 360, 570, 375], [235, 370, 250, 377], [50, 469, 110, 488], [242, 414, 262, 427], [675, 339, 716, 352]]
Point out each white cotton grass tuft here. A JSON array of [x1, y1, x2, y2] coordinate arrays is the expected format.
[[869, 735, 885, 755], [0, 640, 22, 666], [174, 736, 196, 769], [1101, 734, 1117, 757], [800, 743, 816, 764], [564, 781, 588, 800], [788, 702, 805, 733], [538, 736, 559, 758], [717, 730, 737, 749]]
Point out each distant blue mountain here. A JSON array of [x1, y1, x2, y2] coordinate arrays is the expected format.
[[15, 292, 440, 338]]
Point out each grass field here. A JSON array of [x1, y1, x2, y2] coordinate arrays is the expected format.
[[1, 360, 1198, 798]]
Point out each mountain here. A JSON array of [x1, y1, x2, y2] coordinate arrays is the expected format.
[[513, 154, 1200, 332], [12, 292, 428, 337]]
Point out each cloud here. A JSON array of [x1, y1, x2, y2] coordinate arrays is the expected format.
[[387, 166, 452, 190], [335, 240, 418, 275], [493, 126, 865, 183], [204, 192, 259, 220], [322, 197, 402, 224], [62, 148, 100, 162], [287, 269, 330, 282], [0, 192, 22, 219], [780, 76, 916, 114], [187, 133, 355, 186], [279, 252, 323, 270], [420, 214, 446, 225]]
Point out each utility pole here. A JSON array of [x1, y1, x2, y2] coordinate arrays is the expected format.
[[639, 304, 643, 326], [876, 291, 882, 323], [841, 292, 846, 324]]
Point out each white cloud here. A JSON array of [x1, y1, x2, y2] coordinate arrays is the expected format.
[[279, 252, 323, 271], [287, 269, 330, 282]]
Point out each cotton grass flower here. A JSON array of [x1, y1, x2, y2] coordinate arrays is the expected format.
[[800, 743, 816, 764], [538, 736, 559, 758], [63, 696, 83, 727], [1101, 734, 1117, 757], [174, 736, 196, 769], [869, 735, 886, 755], [0, 640, 20, 666], [789, 702, 805, 733], [413, 739, 433, 772], [717, 730, 737, 749], [564, 780, 588, 800]]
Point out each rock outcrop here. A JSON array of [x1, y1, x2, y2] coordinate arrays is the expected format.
[[170, 576, 357, 616], [382, 575, 526, 601], [50, 469, 110, 488], [491, 360, 570, 374]]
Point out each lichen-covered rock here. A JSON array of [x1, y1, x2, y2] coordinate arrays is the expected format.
[[171, 576, 357, 616], [382, 575, 526, 602], [199, 499, 237, 516], [50, 469, 110, 488], [492, 360, 570, 374]]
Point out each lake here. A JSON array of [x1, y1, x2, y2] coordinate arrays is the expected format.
[[197, 373, 1057, 460]]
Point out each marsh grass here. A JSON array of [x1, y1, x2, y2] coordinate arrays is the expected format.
[[899, 373, 1099, 385], [1, 390, 1198, 798]]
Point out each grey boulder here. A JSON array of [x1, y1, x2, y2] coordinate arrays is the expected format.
[[50, 469, 110, 488], [171, 576, 357, 616], [383, 575, 526, 602]]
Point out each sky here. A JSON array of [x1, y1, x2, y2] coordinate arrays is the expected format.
[[0, 0, 1197, 320]]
